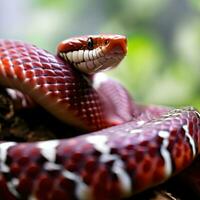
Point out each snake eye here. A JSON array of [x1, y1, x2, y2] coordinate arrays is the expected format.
[[87, 37, 94, 49]]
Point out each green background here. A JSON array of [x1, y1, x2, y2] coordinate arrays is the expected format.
[[0, 0, 200, 108]]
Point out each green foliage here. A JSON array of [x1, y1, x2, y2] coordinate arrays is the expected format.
[[6, 0, 200, 108]]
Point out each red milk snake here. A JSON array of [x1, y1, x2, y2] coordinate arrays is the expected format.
[[0, 34, 200, 200]]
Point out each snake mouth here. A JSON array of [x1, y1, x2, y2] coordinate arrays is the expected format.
[[59, 47, 125, 74]]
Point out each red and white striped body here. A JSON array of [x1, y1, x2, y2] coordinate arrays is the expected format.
[[0, 37, 200, 200]]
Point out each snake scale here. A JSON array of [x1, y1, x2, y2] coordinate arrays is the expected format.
[[0, 34, 200, 200]]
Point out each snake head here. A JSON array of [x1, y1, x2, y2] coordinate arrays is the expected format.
[[57, 34, 127, 74]]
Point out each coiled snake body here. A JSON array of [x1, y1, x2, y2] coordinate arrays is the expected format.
[[0, 35, 200, 200]]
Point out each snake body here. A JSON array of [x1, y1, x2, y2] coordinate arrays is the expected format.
[[0, 35, 200, 200]]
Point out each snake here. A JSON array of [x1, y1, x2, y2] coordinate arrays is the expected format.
[[0, 34, 200, 200]]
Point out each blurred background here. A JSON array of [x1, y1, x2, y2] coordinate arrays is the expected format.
[[0, 0, 200, 108]]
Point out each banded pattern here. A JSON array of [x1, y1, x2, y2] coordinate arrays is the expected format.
[[0, 107, 200, 200], [0, 36, 200, 200]]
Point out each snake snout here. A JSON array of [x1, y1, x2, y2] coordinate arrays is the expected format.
[[107, 35, 127, 56]]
